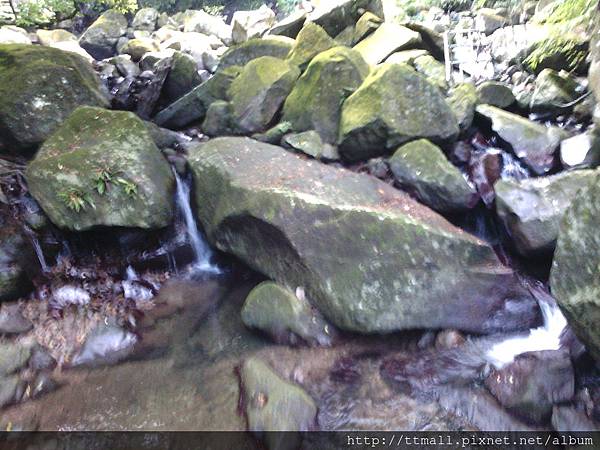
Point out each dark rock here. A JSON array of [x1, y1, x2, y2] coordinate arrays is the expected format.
[[477, 81, 515, 109], [79, 9, 127, 59]]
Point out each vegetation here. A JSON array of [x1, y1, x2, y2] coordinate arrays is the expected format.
[[541, 0, 595, 24], [58, 188, 95, 212]]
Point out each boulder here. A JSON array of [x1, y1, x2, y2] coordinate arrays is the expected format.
[[412, 54, 447, 90], [447, 82, 479, 131], [385, 49, 428, 65], [154, 66, 241, 128], [550, 170, 600, 361], [239, 356, 317, 436], [338, 63, 459, 161], [475, 8, 506, 35], [352, 11, 382, 44], [202, 100, 234, 136], [333, 25, 354, 47], [132, 7, 159, 32], [307, 0, 384, 37], [524, 33, 589, 75], [477, 81, 515, 109], [560, 129, 600, 169], [282, 130, 340, 161], [79, 9, 127, 60], [530, 69, 580, 113], [485, 350, 574, 424], [219, 36, 293, 69], [162, 51, 202, 103], [182, 9, 232, 44], [189, 137, 538, 334], [389, 139, 477, 212], [286, 22, 336, 70], [0, 26, 31, 45], [48, 40, 94, 62], [495, 169, 598, 256], [228, 56, 300, 134], [241, 281, 335, 346], [36, 29, 76, 46], [405, 22, 444, 61], [476, 105, 568, 175], [25, 106, 174, 231], [252, 121, 292, 144], [268, 10, 306, 39], [232, 5, 276, 44], [109, 54, 140, 78], [282, 46, 369, 144], [0, 44, 108, 153], [120, 38, 159, 61], [353, 23, 421, 65]]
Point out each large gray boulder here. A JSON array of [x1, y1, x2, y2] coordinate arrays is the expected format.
[[282, 46, 369, 144], [476, 105, 568, 175], [496, 170, 598, 256], [550, 170, 600, 362], [189, 137, 538, 334], [182, 9, 232, 44], [219, 36, 293, 69], [231, 5, 276, 44], [25, 107, 174, 231], [0, 44, 108, 153], [79, 9, 127, 59], [228, 56, 300, 134], [338, 63, 458, 161], [352, 23, 421, 65], [390, 139, 477, 212], [132, 7, 159, 32]]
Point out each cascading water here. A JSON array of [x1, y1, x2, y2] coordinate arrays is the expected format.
[[24, 227, 50, 273], [486, 297, 568, 368], [173, 169, 220, 274]]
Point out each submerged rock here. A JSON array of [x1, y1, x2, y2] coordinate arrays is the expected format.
[[476, 105, 568, 175], [338, 63, 458, 162], [71, 323, 138, 367], [241, 282, 335, 346], [485, 350, 574, 424], [282, 46, 369, 144], [25, 106, 174, 231], [352, 23, 421, 65], [228, 56, 299, 134], [495, 169, 597, 256], [189, 137, 538, 334], [389, 139, 477, 212], [239, 356, 317, 435], [0, 44, 108, 152], [79, 9, 127, 59], [551, 171, 600, 362]]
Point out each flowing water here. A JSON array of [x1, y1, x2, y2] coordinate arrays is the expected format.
[[173, 169, 220, 275]]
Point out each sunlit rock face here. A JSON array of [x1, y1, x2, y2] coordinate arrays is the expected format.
[[189, 137, 538, 334]]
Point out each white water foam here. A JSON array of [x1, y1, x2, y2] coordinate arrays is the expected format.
[[173, 170, 220, 274], [486, 300, 567, 368]]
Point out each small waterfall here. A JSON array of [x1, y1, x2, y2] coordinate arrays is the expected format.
[[486, 299, 567, 368], [25, 228, 50, 273], [173, 169, 220, 274]]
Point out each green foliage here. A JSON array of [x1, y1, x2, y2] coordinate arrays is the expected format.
[[58, 188, 95, 212], [524, 34, 588, 73], [542, 0, 595, 24], [15, 0, 137, 27], [93, 167, 138, 198]]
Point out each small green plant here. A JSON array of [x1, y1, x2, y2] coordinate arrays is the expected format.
[[115, 177, 138, 197], [93, 167, 138, 198], [58, 188, 95, 212]]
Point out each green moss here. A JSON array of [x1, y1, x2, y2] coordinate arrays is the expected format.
[[542, 0, 595, 25], [524, 34, 588, 74]]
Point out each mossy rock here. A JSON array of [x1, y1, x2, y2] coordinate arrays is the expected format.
[[307, 0, 384, 37], [79, 9, 127, 60], [476, 81, 515, 109], [389, 139, 477, 212], [188, 137, 538, 334], [523, 33, 589, 75], [530, 69, 580, 113], [496, 169, 598, 256], [219, 36, 293, 70], [352, 11, 382, 45], [120, 38, 159, 61], [286, 22, 336, 70], [202, 100, 234, 136], [241, 281, 334, 346], [352, 23, 421, 65], [282, 46, 369, 144], [25, 106, 175, 231], [338, 63, 459, 162], [239, 356, 317, 436], [447, 82, 479, 131], [282, 130, 340, 161], [268, 10, 307, 38], [550, 170, 600, 362], [412, 54, 447, 91], [154, 66, 242, 129], [162, 51, 202, 103], [228, 56, 300, 134], [0, 44, 108, 153]]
